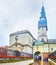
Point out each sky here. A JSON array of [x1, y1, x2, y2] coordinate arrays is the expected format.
[[0, 0, 56, 46]]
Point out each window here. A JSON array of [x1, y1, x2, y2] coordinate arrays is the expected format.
[[51, 48, 53, 51], [44, 46, 48, 52], [41, 38, 44, 42]]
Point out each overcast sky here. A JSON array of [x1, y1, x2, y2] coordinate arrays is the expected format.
[[0, 0, 56, 46]]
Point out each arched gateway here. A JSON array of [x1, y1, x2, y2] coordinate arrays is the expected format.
[[14, 50, 20, 56]]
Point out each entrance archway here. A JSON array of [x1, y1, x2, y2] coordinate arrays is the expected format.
[[34, 51, 41, 60], [34, 51, 41, 65], [14, 50, 20, 56], [34, 51, 41, 56]]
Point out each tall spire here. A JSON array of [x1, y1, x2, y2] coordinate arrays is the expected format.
[[40, 6, 46, 19], [38, 5, 48, 42], [38, 5, 48, 31]]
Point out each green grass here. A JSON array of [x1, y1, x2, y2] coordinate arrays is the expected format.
[[0, 58, 33, 63]]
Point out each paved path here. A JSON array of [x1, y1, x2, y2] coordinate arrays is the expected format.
[[49, 59, 56, 65], [0, 60, 33, 65]]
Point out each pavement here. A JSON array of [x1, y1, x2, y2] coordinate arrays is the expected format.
[[0, 59, 34, 65], [0, 59, 55, 65], [49, 59, 56, 65]]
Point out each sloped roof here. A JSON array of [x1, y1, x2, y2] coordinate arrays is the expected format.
[[46, 39, 56, 44], [48, 50, 56, 56], [33, 39, 56, 45], [9, 30, 36, 40], [33, 40, 43, 45]]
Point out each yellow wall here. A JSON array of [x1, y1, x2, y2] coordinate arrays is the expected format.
[[33, 45, 38, 53], [33, 44, 56, 53], [48, 44, 56, 52], [33, 44, 44, 53], [38, 45, 44, 52]]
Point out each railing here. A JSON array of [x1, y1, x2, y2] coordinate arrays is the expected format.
[[0, 55, 33, 59], [49, 59, 56, 65], [48, 56, 56, 58]]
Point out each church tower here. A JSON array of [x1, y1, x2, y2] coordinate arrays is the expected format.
[[38, 5, 48, 42]]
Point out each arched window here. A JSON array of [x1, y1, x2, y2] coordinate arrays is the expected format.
[[41, 38, 45, 42], [51, 48, 53, 51]]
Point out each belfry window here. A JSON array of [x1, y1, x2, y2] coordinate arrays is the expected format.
[[41, 38, 44, 42]]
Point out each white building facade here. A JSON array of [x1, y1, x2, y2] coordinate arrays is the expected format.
[[9, 30, 35, 54]]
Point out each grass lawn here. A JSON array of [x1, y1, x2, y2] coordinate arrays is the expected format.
[[0, 58, 33, 63]]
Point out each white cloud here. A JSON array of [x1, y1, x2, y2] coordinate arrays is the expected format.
[[0, 0, 56, 46]]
